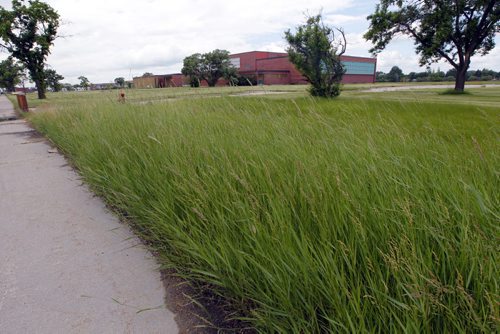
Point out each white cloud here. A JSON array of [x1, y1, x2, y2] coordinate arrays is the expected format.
[[0, 0, 498, 83], [324, 14, 367, 26], [1, 0, 355, 83]]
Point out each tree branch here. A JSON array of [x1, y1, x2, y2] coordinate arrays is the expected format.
[[453, 0, 464, 65], [468, 0, 496, 53], [336, 28, 347, 56], [401, 22, 459, 68]]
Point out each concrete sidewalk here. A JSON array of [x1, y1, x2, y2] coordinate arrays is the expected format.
[[0, 95, 178, 333], [0, 94, 18, 121]]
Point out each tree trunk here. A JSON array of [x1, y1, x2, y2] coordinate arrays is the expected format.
[[455, 56, 470, 92], [36, 83, 47, 100], [455, 67, 467, 92], [28, 65, 47, 99], [35, 79, 46, 99], [208, 78, 217, 87]]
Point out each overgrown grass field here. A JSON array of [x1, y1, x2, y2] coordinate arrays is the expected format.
[[29, 87, 499, 332]]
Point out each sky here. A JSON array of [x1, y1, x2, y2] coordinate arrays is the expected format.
[[0, 0, 498, 84]]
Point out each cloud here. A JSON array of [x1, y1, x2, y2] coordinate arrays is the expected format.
[[1, 0, 355, 83], [0, 0, 498, 83]]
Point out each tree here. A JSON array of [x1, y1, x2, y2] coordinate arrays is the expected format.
[[114, 77, 125, 87], [181, 50, 236, 87], [44, 68, 64, 92], [142, 72, 154, 77], [285, 14, 346, 98], [0, 0, 60, 99], [62, 83, 74, 91], [0, 56, 23, 92], [364, 1, 499, 92], [181, 53, 202, 87], [78, 76, 90, 90], [376, 71, 388, 82], [387, 66, 403, 82], [202, 49, 237, 87]]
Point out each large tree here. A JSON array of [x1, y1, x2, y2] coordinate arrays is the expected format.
[[285, 14, 347, 98], [364, 0, 499, 92], [44, 67, 64, 92], [0, 56, 23, 92], [387, 66, 403, 82], [0, 0, 60, 99], [202, 49, 237, 87], [182, 50, 236, 87]]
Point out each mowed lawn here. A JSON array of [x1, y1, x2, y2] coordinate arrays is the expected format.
[[29, 86, 499, 333]]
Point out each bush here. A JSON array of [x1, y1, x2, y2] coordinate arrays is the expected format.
[[285, 14, 346, 98], [233, 75, 257, 86], [189, 77, 200, 88], [309, 84, 341, 97]]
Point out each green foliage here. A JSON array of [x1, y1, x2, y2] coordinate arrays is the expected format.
[[0, 56, 23, 92], [142, 72, 154, 77], [365, 0, 499, 91], [181, 50, 237, 87], [387, 66, 403, 82], [231, 75, 257, 86], [29, 88, 500, 332], [78, 76, 90, 89], [189, 76, 200, 88], [114, 77, 125, 87], [44, 68, 64, 92], [285, 14, 346, 98], [376, 66, 498, 83], [0, 0, 60, 99], [181, 53, 202, 87]]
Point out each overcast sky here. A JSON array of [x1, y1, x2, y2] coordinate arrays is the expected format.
[[0, 0, 498, 84]]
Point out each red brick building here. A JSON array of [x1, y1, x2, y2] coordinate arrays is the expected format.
[[133, 51, 376, 88], [230, 51, 376, 85]]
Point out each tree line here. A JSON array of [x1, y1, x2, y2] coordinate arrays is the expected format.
[[377, 66, 500, 83], [0, 56, 65, 93]]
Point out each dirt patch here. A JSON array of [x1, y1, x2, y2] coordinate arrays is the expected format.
[[161, 269, 256, 334]]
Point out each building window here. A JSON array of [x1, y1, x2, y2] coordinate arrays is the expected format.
[[342, 61, 375, 75], [230, 58, 241, 69]]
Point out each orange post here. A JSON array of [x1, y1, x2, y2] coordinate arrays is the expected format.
[[118, 89, 126, 103], [15, 93, 29, 112]]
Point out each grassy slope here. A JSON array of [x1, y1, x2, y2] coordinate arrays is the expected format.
[[30, 88, 499, 333]]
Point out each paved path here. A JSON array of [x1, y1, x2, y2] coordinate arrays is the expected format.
[[0, 94, 18, 121], [0, 95, 178, 333]]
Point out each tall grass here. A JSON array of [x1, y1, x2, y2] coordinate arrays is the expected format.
[[31, 95, 499, 332]]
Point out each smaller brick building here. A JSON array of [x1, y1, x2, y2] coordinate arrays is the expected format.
[[133, 74, 186, 89]]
